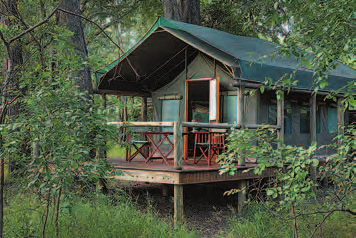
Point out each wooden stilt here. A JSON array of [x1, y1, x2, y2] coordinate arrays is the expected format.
[[174, 184, 183, 228], [237, 180, 248, 215], [162, 184, 169, 197]]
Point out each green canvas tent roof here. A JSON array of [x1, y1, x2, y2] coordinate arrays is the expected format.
[[96, 17, 355, 96]]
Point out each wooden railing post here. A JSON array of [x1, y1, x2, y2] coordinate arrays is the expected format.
[[174, 121, 183, 170]]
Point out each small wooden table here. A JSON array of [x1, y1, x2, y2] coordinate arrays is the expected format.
[[145, 131, 174, 165]]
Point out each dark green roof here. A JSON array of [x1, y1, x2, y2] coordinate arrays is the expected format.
[[96, 17, 355, 95]]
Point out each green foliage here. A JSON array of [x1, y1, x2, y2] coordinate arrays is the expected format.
[[224, 200, 355, 238], [201, 0, 275, 38], [4, 193, 195, 238], [219, 126, 355, 235]]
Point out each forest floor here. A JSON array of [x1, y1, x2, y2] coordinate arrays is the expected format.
[[116, 181, 241, 237]]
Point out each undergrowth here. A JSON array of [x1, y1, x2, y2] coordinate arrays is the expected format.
[[225, 201, 355, 238], [4, 192, 196, 238]]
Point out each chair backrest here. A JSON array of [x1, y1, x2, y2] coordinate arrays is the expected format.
[[195, 132, 210, 145], [210, 131, 226, 148]]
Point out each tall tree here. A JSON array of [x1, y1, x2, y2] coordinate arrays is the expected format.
[[0, 1, 23, 235], [58, 0, 93, 94], [0, 0, 23, 120], [162, 0, 200, 24]]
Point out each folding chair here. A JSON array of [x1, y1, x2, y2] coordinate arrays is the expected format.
[[193, 131, 211, 164], [125, 129, 150, 162], [210, 129, 227, 161]]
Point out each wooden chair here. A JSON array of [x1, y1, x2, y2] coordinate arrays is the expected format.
[[193, 131, 211, 165], [210, 129, 227, 161], [125, 130, 150, 162]]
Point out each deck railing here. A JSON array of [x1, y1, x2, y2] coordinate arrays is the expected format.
[[108, 121, 281, 169]]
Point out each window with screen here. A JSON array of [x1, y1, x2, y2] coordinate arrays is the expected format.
[[162, 100, 180, 122], [300, 105, 320, 134], [327, 106, 337, 133], [223, 95, 238, 123], [161, 100, 180, 143]]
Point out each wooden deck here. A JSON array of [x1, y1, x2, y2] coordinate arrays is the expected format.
[[108, 157, 274, 185]]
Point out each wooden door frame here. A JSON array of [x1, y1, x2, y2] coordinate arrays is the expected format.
[[184, 77, 220, 159]]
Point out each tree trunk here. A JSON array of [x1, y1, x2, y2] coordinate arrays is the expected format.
[[141, 97, 147, 121], [1, 0, 23, 121], [162, 0, 201, 25], [0, 1, 23, 236], [58, 0, 93, 94]]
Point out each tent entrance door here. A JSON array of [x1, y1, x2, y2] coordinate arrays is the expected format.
[[184, 78, 220, 158]]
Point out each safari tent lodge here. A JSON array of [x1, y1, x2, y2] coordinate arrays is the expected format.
[[95, 17, 355, 167]]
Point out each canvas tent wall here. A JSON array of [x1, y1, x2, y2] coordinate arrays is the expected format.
[[152, 53, 256, 123]]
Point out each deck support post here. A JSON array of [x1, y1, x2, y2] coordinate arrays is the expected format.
[[237, 180, 248, 216], [162, 184, 169, 197], [277, 90, 284, 148], [174, 121, 183, 170], [310, 94, 317, 183], [174, 184, 183, 228]]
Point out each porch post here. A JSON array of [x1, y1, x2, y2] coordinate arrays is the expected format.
[[238, 82, 245, 165], [310, 94, 317, 144], [238, 83, 245, 129], [174, 121, 183, 170], [237, 179, 248, 216], [309, 94, 317, 182], [174, 184, 183, 228], [277, 90, 284, 148], [141, 97, 147, 122]]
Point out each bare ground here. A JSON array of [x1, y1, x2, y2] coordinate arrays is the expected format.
[[116, 181, 242, 237]]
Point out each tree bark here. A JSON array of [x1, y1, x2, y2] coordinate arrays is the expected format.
[[162, 0, 201, 25], [141, 97, 147, 121], [0, 1, 23, 236], [1, 0, 23, 121], [58, 0, 93, 94]]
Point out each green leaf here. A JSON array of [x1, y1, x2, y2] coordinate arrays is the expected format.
[[260, 86, 265, 94], [320, 80, 329, 89], [71, 162, 78, 169]]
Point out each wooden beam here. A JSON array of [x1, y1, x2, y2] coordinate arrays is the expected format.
[[93, 89, 151, 97], [174, 121, 183, 170], [238, 83, 246, 165], [157, 95, 183, 100], [112, 169, 180, 184], [182, 122, 237, 129], [141, 97, 147, 122], [179, 167, 274, 184], [277, 90, 284, 148], [107, 121, 174, 127], [174, 184, 183, 228], [245, 124, 281, 129], [237, 180, 248, 215]]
